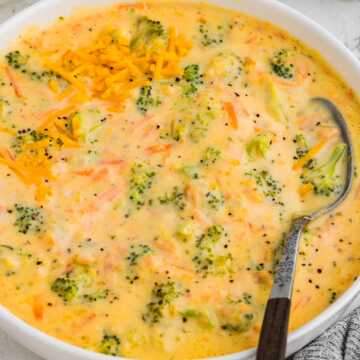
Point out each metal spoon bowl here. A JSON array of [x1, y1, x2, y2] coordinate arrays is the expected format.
[[256, 97, 354, 360]]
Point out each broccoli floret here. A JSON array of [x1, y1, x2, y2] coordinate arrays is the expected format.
[[125, 244, 152, 283], [301, 143, 347, 196], [198, 23, 229, 47], [226, 292, 253, 305], [180, 309, 216, 329], [200, 146, 221, 166], [180, 165, 200, 179], [126, 244, 152, 266], [193, 252, 233, 278], [265, 80, 287, 123], [193, 225, 233, 277], [183, 83, 198, 98], [59, 109, 106, 143], [143, 281, 183, 324], [12, 204, 45, 235], [5, 50, 60, 82], [196, 225, 224, 252], [83, 289, 110, 303], [51, 264, 109, 304], [245, 169, 284, 206], [71, 264, 94, 287], [205, 190, 224, 211], [188, 94, 221, 142], [10, 128, 60, 169], [270, 49, 294, 80], [255, 262, 265, 271], [180, 309, 202, 319], [129, 163, 156, 208], [188, 114, 209, 142], [293, 134, 309, 159], [205, 51, 243, 84], [246, 132, 273, 161], [51, 276, 78, 303], [168, 94, 215, 141], [99, 333, 121, 356], [11, 129, 49, 155], [158, 186, 186, 211], [5, 50, 29, 70], [136, 86, 161, 114], [175, 221, 199, 242], [182, 64, 204, 97], [66, 112, 86, 141], [170, 118, 187, 142], [304, 158, 317, 170], [183, 64, 201, 83], [130, 16, 165, 49], [221, 313, 254, 333], [168, 93, 221, 143]]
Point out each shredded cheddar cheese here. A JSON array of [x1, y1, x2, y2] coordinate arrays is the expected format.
[[0, 26, 191, 202], [43, 27, 192, 110], [0, 106, 82, 202]]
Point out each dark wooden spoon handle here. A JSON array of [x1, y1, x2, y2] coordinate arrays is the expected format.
[[256, 298, 291, 360]]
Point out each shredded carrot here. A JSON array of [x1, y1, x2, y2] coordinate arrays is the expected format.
[[146, 143, 172, 154], [245, 35, 258, 45], [224, 101, 238, 129], [92, 168, 109, 181], [247, 189, 263, 203], [293, 138, 327, 170], [317, 126, 339, 141], [4, 66, 23, 98], [193, 209, 210, 227], [185, 185, 200, 208], [75, 254, 95, 266], [296, 115, 318, 128], [101, 158, 124, 166], [154, 239, 177, 254], [293, 295, 311, 311], [74, 169, 94, 176], [184, 184, 209, 226], [298, 183, 313, 197], [32, 295, 44, 320], [169, 263, 195, 277], [72, 312, 96, 330], [84, 185, 122, 213]]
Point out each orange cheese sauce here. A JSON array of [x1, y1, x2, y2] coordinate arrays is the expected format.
[[0, 1, 359, 359]]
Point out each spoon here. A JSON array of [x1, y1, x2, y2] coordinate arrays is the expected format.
[[256, 98, 354, 360]]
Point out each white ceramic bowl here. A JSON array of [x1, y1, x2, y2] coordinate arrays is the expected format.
[[0, 0, 359, 359]]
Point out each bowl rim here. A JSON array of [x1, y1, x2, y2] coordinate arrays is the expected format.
[[0, 0, 359, 359]]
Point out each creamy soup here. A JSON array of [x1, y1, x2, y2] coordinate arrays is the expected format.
[[0, 1, 359, 359]]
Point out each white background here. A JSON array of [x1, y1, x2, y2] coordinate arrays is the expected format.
[[0, 0, 359, 359]]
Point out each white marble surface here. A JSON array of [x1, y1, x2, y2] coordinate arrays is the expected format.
[[0, 0, 359, 359]]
